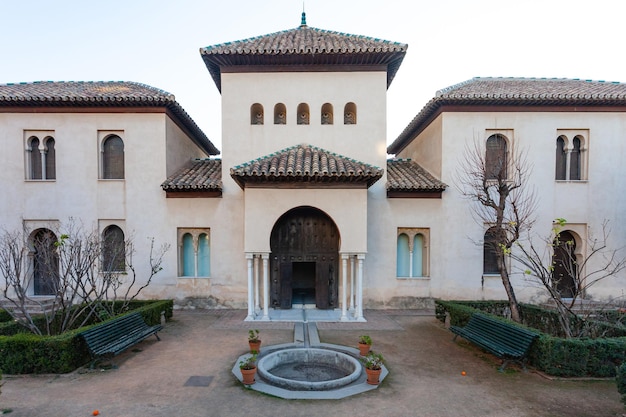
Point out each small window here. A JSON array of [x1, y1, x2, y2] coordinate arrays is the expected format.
[[344, 102, 357, 125], [44, 137, 56, 180], [485, 134, 507, 180], [396, 234, 410, 277], [396, 228, 429, 278], [570, 137, 581, 181], [178, 228, 211, 277], [555, 136, 567, 180], [483, 227, 500, 275], [555, 131, 587, 181], [321, 103, 333, 125], [102, 225, 125, 272], [29, 137, 42, 180], [297, 103, 310, 125], [274, 103, 287, 125], [26, 134, 56, 180], [102, 135, 125, 179], [250, 103, 264, 125]]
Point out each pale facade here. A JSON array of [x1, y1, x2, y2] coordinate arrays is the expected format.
[[2, 18, 626, 320]]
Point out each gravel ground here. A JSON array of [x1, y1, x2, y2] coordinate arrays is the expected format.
[[0, 310, 622, 417]]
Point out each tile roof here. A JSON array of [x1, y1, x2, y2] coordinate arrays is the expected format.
[[200, 25, 407, 91], [388, 77, 626, 154], [386, 159, 447, 192], [230, 144, 383, 188], [0, 81, 219, 155], [161, 159, 222, 191]]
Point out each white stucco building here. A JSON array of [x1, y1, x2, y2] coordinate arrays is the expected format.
[[1, 15, 625, 319]]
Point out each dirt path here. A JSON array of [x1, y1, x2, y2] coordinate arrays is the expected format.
[[0, 311, 622, 417]]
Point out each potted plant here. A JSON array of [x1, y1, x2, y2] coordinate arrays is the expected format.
[[239, 351, 258, 385], [358, 335, 372, 356], [248, 329, 261, 353], [363, 352, 384, 385]]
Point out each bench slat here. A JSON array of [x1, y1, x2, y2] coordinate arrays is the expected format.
[[79, 312, 162, 367], [450, 313, 538, 371]]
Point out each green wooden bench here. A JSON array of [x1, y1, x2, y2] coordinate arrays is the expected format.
[[449, 313, 539, 372], [79, 311, 162, 368]]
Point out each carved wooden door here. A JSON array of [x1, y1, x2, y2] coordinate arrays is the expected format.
[[270, 207, 339, 309]]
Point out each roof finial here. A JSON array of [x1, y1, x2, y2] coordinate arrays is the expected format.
[[301, 3, 307, 27]]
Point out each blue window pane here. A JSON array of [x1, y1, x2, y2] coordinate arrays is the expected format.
[[412, 234, 423, 277], [397, 234, 410, 277], [198, 233, 210, 277], [182, 234, 195, 276]]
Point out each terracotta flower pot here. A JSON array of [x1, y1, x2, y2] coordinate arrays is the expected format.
[[249, 340, 261, 353], [358, 342, 371, 356], [240, 367, 257, 385], [365, 367, 382, 385]]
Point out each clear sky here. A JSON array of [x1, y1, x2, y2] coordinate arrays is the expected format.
[[2, 0, 624, 152]]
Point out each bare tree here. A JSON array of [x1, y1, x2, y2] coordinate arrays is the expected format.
[[456, 139, 538, 322], [0, 219, 168, 335], [513, 219, 626, 338], [99, 236, 169, 317]]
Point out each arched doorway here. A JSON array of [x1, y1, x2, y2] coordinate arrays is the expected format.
[[31, 228, 59, 296], [270, 206, 339, 309], [552, 231, 577, 298]]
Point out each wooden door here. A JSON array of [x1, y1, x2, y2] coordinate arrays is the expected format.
[[270, 207, 339, 309]]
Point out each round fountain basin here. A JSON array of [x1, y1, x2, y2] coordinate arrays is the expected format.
[[257, 348, 362, 391]]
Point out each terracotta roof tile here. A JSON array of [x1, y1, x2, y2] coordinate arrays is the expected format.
[[386, 159, 447, 192], [230, 144, 383, 188], [200, 25, 407, 91], [161, 159, 222, 191], [388, 77, 626, 154], [0, 81, 219, 155]]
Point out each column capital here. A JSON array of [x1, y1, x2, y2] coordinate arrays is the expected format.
[[245, 253, 254, 260]]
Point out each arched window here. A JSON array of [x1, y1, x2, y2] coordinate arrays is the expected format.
[[483, 227, 500, 274], [344, 102, 357, 124], [102, 135, 125, 179], [182, 233, 195, 277], [321, 103, 333, 125], [396, 234, 410, 277], [485, 134, 507, 180], [44, 137, 56, 180], [552, 231, 577, 298], [197, 233, 210, 277], [102, 225, 125, 272], [29, 137, 42, 180], [555, 136, 567, 180], [250, 103, 264, 125], [178, 228, 211, 277], [297, 103, 310, 125], [32, 228, 59, 295], [569, 137, 581, 181], [412, 234, 424, 278], [274, 103, 287, 125], [396, 228, 429, 278]]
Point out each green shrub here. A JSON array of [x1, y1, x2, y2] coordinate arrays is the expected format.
[[617, 362, 626, 407], [436, 300, 626, 377], [0, 299, 173, 374]]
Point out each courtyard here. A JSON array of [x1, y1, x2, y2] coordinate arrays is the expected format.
[[0, 310, 621, 417]]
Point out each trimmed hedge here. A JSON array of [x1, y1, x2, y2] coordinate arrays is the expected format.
[[437, 300, 626, 377], [0, 300, 173, 374]]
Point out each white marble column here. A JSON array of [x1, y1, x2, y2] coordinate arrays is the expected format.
[[341, 254, 349, 321], [254, 255, 260, 312], [356, 254, 365, 321], [262, 253, 270, 320], [245, 253, 254, 321], [349, 255, 356, 312]]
